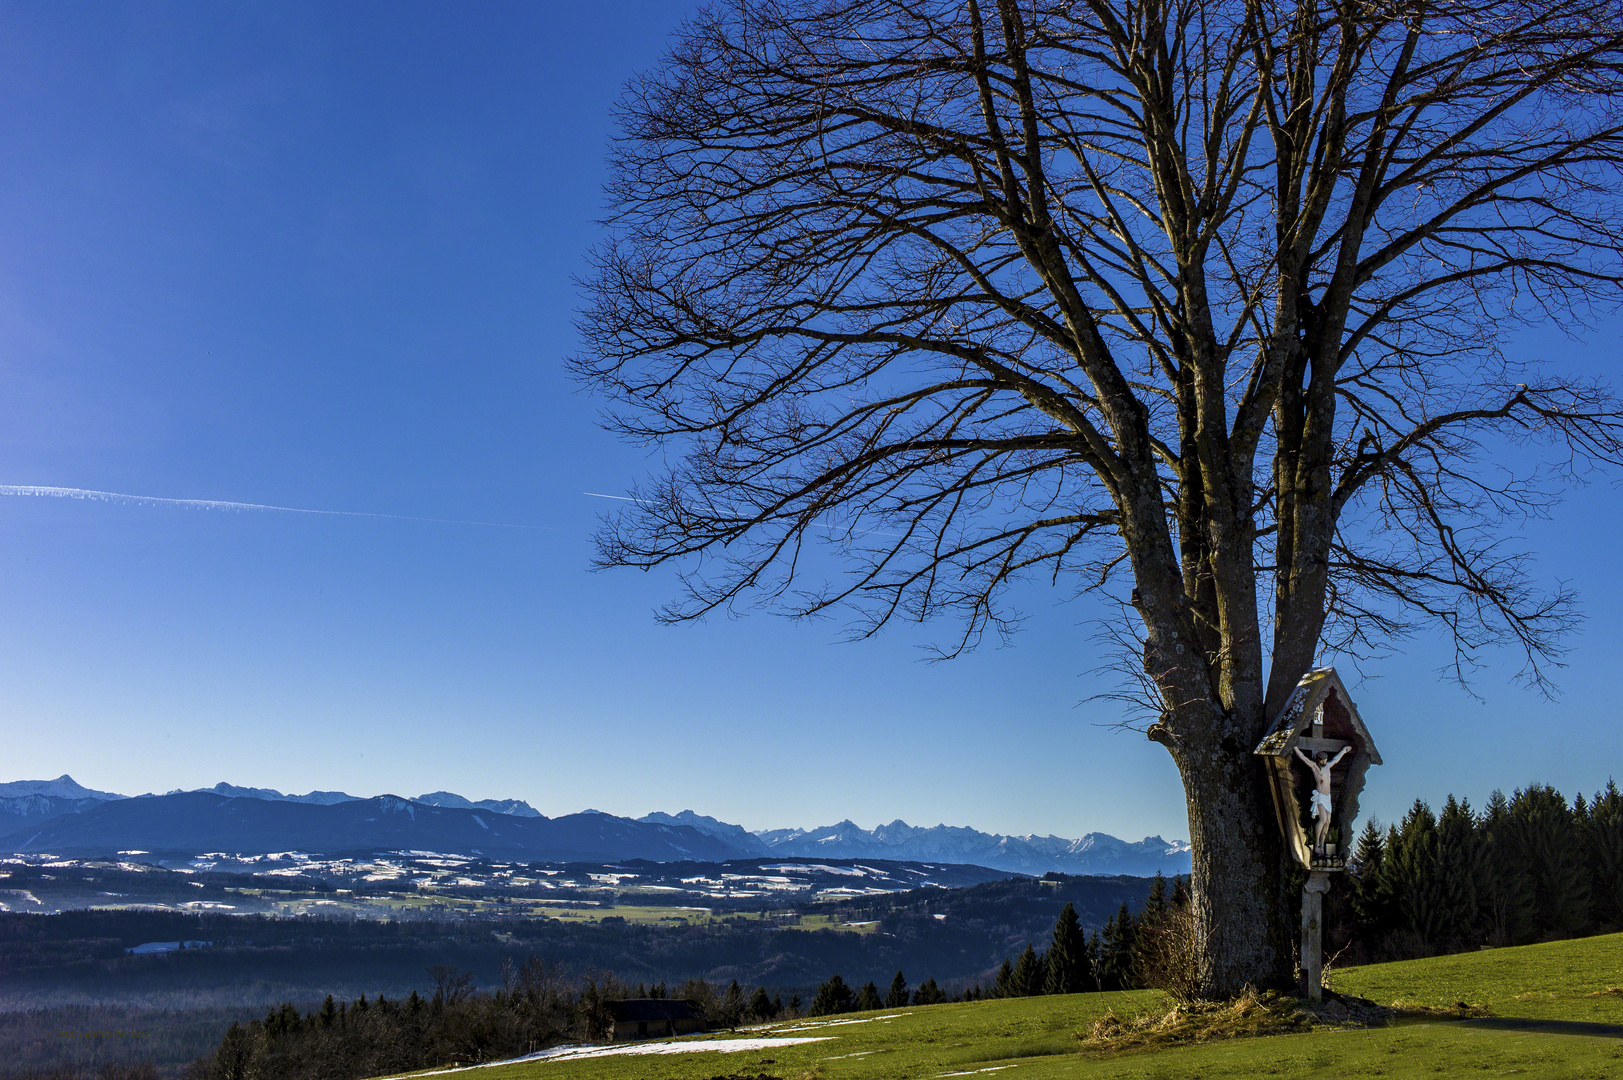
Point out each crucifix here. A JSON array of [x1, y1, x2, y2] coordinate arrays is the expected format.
[[1295, 745, 1351, 857], [1253, 668, 1381, 1001]]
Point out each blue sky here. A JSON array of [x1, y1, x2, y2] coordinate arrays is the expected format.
[[1, 0, 1618, 844]]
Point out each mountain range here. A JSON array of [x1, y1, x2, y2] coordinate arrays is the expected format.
[[0, 775, 1191, 876], [641, 809, 1190, 877]]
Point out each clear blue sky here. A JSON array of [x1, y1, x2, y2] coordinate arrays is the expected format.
[[1, 1, 1618, 844]]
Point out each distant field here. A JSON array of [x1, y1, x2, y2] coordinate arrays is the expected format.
[[196, 891, 890, 930], [429, 932, 1623, 1080], [484, 905, 878, 932]]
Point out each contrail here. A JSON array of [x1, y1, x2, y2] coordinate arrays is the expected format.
[[0, 485, 548, 530]]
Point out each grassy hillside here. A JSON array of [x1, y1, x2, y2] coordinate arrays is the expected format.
[[1336, 932, 1623, 1024], [436, 932, 1623, 1080]]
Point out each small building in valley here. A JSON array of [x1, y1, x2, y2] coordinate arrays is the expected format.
[[604, 999, 707, 1042]]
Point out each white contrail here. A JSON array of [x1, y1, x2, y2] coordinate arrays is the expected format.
[[0, 485, 548, 530]]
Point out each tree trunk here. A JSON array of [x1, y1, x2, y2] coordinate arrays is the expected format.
[[1174, 716, 1295, 996]]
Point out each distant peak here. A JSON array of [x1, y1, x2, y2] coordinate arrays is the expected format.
[[0, 775, 126, 801]]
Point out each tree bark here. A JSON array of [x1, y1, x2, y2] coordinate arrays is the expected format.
[[1164, 706, 1294, 994]]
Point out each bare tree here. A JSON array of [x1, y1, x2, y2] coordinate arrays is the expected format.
[[573, 0, 1623, 996]]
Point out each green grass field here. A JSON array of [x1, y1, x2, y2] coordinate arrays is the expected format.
[[404, 932, 1623, 1080]]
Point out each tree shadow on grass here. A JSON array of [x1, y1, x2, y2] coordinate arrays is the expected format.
[[1460, 1018, 1623, 1039]]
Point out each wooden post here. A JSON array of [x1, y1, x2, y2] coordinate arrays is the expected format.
[[1300, 870, 1330, 1000]]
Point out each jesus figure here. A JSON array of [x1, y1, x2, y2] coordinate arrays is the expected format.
[[1294, 745, 1352, 854]]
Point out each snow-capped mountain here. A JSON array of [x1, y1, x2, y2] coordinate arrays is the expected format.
[[753, 818, 1191, 877], [415, 791, 542, 818], [0, 791, 740, 862], [0, 774, 128, 834], [0, 775, 1190, 876], [0, 775, 124, 801], [163, 782, 361, 805], [638, 810, 772, 855]]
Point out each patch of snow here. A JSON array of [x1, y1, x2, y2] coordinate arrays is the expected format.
[[380, 1037, 832, 1078], [778, 1014, 906, 1031]]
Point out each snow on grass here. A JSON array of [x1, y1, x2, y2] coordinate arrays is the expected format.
[[532, 1037, 832, 1060], [938, 1066, 1019, 1076], [776, 1013, 909, 1031], [382, 1036, 834, 1077]]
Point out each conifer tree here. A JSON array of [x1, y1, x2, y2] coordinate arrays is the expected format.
[[1508, 784, 1591, 939], [885, 971, 909, 1009], [810, 974, 854, 1016], [1388, 800, 1448, 951], [1044, 902, 1089, 995], [913, 977, 947, 1005], [1481, 790, 1537, 946], [1583, 779, 1623, 930], [1095, 903, 1137, 991], [1143, 873, 1170, 922], [215, 1022, 253, 1080], [992, 958, 1015, 999], [1351, 820, 1395, 946], [854, 981, 883, 1012], [1436, 795, 1489, 950], [721, 979, 747, 1027], [748, 986, 773, 1020], [1009, 943, 1044, 997]]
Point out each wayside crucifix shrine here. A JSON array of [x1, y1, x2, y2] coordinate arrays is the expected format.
[[1254, 667, 1382, 999]]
